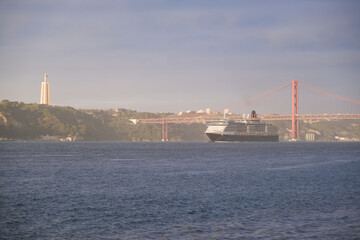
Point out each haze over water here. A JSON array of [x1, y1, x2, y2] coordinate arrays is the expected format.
[[1, 142, 359, 239]]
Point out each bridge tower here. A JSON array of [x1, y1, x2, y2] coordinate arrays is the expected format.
[[292, 80, 299, 139]]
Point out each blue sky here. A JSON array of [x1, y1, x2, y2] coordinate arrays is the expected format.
[[0, 0, 359, 113]]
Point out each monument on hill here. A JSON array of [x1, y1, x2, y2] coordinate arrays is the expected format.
[[40, 73, 50, 105]]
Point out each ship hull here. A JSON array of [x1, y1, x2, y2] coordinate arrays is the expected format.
[[206, 133, 279, 142]]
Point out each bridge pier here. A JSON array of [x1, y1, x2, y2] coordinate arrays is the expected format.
[[292, 80, 299, 139], [161, 118, 168, 141]]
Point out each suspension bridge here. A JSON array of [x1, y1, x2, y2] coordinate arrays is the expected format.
[[130, 80, 360, 141]]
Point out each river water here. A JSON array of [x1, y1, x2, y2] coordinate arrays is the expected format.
[[1, 142, 359, 239]]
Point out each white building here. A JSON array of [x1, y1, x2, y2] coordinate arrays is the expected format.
[[40, 73, 50, 105]]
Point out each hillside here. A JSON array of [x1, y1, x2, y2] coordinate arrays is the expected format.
[[267, 119, 360, 142], [0, 100, 206, 142], [0, 100, 358, 142]]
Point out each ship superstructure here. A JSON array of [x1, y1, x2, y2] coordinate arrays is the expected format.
[[205, 111, 279, 142]]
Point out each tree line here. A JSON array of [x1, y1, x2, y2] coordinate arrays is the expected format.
[[0, 100, 207, 141]]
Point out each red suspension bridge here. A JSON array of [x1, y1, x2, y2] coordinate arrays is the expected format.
[[130, 80, 360, 141]]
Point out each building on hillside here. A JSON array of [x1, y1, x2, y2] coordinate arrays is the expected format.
[[305, 133, 315, 141], [40, 73, 50, 105]]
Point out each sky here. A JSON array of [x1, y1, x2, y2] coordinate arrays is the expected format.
[[0, 0, 359, 114]]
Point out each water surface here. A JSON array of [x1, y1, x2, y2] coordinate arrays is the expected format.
[[1, 142, 359, 239]]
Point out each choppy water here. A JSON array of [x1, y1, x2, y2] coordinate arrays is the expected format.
[[1, 142, 359, 239]]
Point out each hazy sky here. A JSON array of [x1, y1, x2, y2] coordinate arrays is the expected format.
[[1, 0, 359, 113]]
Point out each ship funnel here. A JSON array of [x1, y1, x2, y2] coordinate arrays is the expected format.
[[251, 110, 257, 118]]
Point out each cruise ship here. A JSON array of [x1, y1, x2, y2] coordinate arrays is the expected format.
[[205, 111, 279, 142]]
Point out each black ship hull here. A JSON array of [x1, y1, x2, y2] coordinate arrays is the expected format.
[[206, 133, 279, 142]]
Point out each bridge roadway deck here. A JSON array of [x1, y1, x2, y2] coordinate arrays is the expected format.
[[130, 114, 360, 124]]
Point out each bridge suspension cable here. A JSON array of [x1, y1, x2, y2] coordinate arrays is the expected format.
[[225, 81, 291, 112], [299, 81, 360, 105]]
